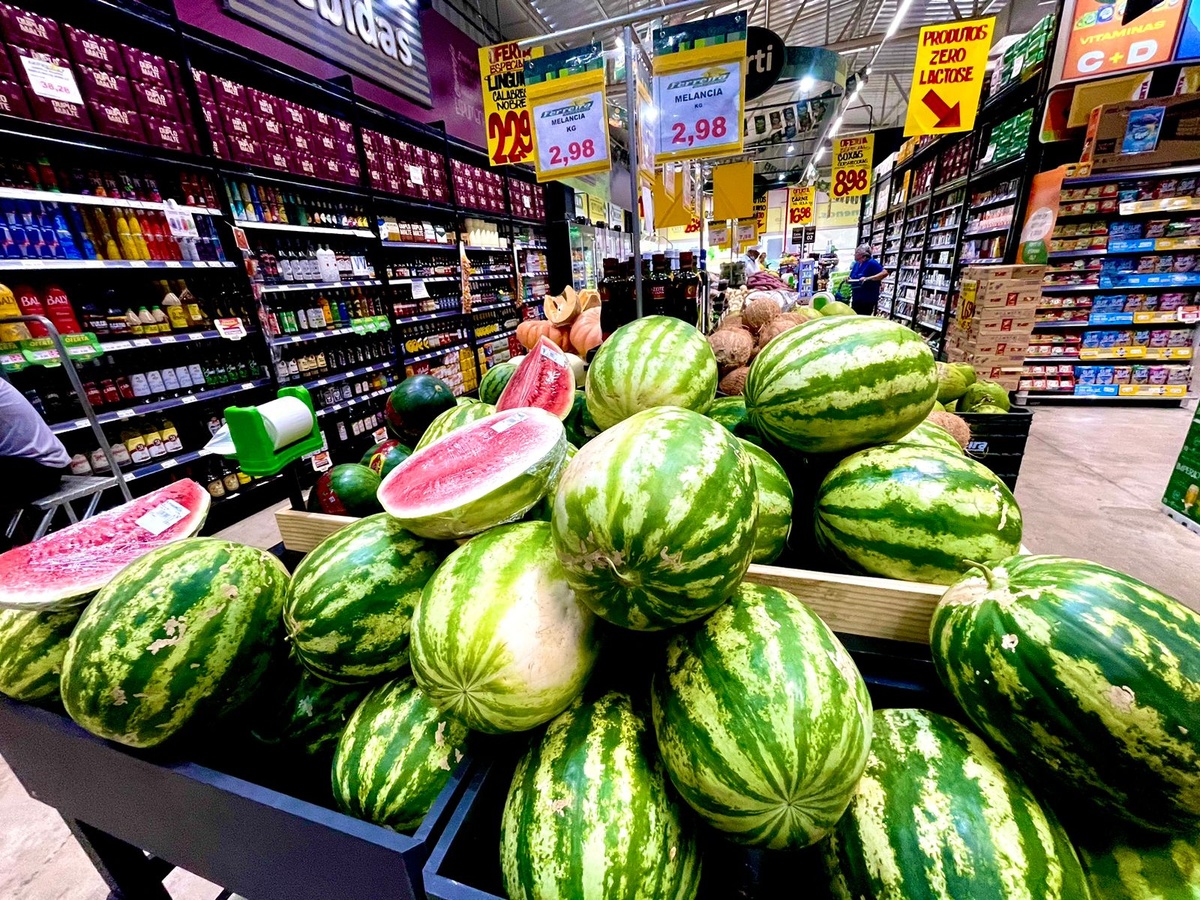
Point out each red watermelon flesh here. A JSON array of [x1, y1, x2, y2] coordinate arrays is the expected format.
[[496, 337, 575, 419], [0, 479, 211, 611]]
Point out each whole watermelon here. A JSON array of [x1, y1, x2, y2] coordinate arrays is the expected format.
[[815, 444, 1022, 584], [930, 555, 1200, 832], [0, 605, 82, 702], [360, 440, 412, 478], [738, 440, 793, 563], [415, 401, 495, 449], [250, 658, 369, 757], [962, 380, 1011, 412], [744, 316, 938, 454], [821, 708, 1091, 900], [893, 420, 965, 455], [501, 692, 702, 900], [284, 513, 448, 683], [1074, 824, 1200, 899], [562, 390, 601, 448], [585, 316, 718, 430], [478, 360, 518, 405], [819, 300, 856, 316], [309, 464, 382, 517], [385, 375, 457, 441], [551, 406, 758, 631], [331, 676, 469, 831], [652, 584, 871, 849], [410, 521, 598, 733], [60, 539, 289, 748], [707, 395, 762, 444]]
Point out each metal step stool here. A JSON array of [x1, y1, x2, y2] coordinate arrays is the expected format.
[[5, 475, 120, 543]]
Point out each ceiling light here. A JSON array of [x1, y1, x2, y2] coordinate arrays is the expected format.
[[865, 65, 873, 76], [787, 144, 794, 153], [799, 75, 815, 92], [885, 0, 915, 39]]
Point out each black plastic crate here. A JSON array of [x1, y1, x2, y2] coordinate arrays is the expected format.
[[958, 408, 1034, 490]]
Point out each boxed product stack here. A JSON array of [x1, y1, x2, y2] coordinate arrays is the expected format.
[[361, 129, 450, 204], [988, 14, 1053, 92], [507, 177, 545, 221], [451, 160, 505, 215], [945, 264, 1045, 389], [978, 109, 1034, 167]]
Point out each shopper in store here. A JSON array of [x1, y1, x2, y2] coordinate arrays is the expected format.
[[744, 246, 763, 276], [848, 244, 887, 315], [0, 378, 71, 546]]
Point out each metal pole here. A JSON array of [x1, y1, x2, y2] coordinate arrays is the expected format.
[[517, 0, 725, 48], [624, 24, 644, 318]]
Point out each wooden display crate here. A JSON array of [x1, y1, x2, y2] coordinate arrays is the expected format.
[[275, 509, 944, 645]]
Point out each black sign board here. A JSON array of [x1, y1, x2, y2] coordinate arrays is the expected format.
[[745, 27, 785, 101]]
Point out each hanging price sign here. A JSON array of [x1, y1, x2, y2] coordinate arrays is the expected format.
[[709, 220, 730, 248], [831, 134, 874, 198], [788, 186, 815, 226], [525, 43, 611, 183], [735, 216, 758, 246], [653, 13, 747, 164], [479, 42, 544, 166]]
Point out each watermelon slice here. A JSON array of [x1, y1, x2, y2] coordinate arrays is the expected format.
[[496, 337, 575, 419], [378, 408, 567, 540], [0, 479, 211, 612]]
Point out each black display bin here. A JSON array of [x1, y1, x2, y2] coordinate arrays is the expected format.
[[959, 407, 1034, 491]]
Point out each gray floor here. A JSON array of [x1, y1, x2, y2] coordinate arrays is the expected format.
[[1, 403, 1198, 898]]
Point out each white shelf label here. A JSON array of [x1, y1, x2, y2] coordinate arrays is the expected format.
[[20, 57, 84, 105]]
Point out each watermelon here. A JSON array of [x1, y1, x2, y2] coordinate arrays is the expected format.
[[936, 361, 971, 402], [551, 406, 758, 631], [331, 676, 468, 831], [0, 479, 210, 611], [378, 408, 567, 540], [60, 539, 290, 748], [744, 316, 938, 455], [652, 583, 871, 849], [971, 403, 1010, 414], [962, 380, 1011, 412], [819, 300, 856, 316], [1074, 825, 1200, 899], [250, 658, 369, 757], [894, 419, 965, 455], [360, 440, 412, 478], [739, 439, 793, 563], [284, 513, 448, 683], [479, 359, 518, 404], [0, 605, 83, 702], [821, 708, 1091, 900], [410, 521, 598, 733], [585, 315, 718, 430], [815, 444, 1022, 584], [930, 555, 1200, 832], [501, 692, 702, 900], [414, 401, 495, 450], [496, 337, 575, 419], [562, 390, 601, 448], [385, 375, 457, 442], [309, 464, 382, 517], [707, 395, 762, 444]]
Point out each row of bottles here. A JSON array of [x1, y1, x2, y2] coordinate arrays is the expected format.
[[386, 253, 459, 279], [203, 457, 256, 499], [312, 369, 398, 410], [399, 322, 468, 357], [266, 286, 384, 336], [326, 408, 388, 445], [275, 334, 395, 385], [598, 253, 700, 335], [227, 181, 369, 230], [469, 287, 515, 311], [254, 239, 375, 285], [0, 156, 219, 209], [393, 283, 461, 318], [73, 348, 263, 411]]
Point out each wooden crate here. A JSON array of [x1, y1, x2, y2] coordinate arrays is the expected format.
[[275, 509, 943, 645]]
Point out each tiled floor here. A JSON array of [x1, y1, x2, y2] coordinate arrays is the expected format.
[[1, 402, 1198, 897]]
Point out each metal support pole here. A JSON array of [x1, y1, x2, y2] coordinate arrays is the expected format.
[[624, 24, 644, 318]]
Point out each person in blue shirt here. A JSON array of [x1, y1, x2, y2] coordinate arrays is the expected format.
[[848, 244, 888, 315]]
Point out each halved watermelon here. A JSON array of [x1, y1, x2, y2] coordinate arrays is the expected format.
[[378, 408, 567, 539], [0, 479, 210, 612], [496, 337, 575, 419]]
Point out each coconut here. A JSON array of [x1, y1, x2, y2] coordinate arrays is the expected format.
[[757, 315, 807, 347], [926, 411, 970, 449], [742, 299, 781, 333], [717, 314, 746, 331], [708, 328, 754, 369], [718, 366, 750, 396]]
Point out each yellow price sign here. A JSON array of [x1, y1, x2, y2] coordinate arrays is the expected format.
[[787, 186, 814, 226], [904, 17, 995, 137], [478, 42, 544, 166], [831, 134, 873, 198]]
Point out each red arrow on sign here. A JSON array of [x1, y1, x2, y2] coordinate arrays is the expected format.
[[922, 89, 961, 128]]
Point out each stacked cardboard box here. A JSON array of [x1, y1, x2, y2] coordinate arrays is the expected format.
[[944, 264, 1045, 390]]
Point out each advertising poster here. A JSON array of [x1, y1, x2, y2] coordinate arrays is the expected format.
[[831, 134, 874, 197], [1060, 0, 1186, 82], [1018, 167, 1068, 263], [904, 17, 996, 136], [479, 42, 544, 166]]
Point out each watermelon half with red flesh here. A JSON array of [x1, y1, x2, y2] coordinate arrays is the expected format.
[[378, 407, 567, 540], [496, 337, 575, 419], [0, 479, 211, 612]]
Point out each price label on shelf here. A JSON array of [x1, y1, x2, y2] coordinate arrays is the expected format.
[[311, 450, 333, 473], [373, 427, 389, 444], [411, 279, 430, 300], [215, 318, 247, 340], [19, 56, 84, 106]]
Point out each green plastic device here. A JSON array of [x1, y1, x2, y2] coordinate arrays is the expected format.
[[222, 386, 323, 477]]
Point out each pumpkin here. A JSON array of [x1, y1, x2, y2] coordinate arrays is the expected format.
[[570, 307, 602, 357], [545, 286, 580, 326], [579, 289, 601, 311], [516, 319, 567, 350]]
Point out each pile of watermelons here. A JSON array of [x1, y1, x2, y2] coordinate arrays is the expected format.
[[0, 313, 1196, 899]]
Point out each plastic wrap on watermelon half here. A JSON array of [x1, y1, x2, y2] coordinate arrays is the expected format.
[[378, 408, 567, 540], [0, 479, 211, 611]]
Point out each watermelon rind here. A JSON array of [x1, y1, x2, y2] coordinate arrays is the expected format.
[[0, 479, 210, 611], [478, 360, 518, 405], [385, 375, 457, 442], [551, 406, 758, 631], [707, 395, 762, 444], [410, 521, 598, 733], [414, 401, 495, 450], [893, 419, 965, 455], [821, 708, 1091, 900], [930, 554, 1200, 832], [0, 605, 83, 702], [60, 538, 290, 749], [284, 513, 448, 683], [585, 315, 718, 430], [1073, 823, 1200, 899], [250, 657, 369, 758], [331, 675, 469, 831], [652, 583, 872, 850], [501, 692, 702, 900], [738, 439, 793, 564]]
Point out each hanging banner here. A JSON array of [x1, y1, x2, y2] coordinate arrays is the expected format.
[[653, 12, 747, 163], [818, 193, 864, 228], [754, 195, 769, 234], [831, 134, 874, 198], [1018, 166, 1068, 264], [904, 18, 996, 136], [634, 48, 656, 179], [479, 42, 544, 166], [787, 186, 815, 227], [1060, 0, 1186, 83], [712, 160, 754, 220], [525, 43, 611, 183], [709, 220, 730, 248]]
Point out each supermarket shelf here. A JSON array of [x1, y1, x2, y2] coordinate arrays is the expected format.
[[982, 63, 1044, 113], [233, 220, 375, 238], [1162, 505, 1200, 536], [372, 192, 458, 215], [1064, 164, 1200, 186], [921, 283, 952, 293], [300, 361, 393, 391], [50, 378, 272, 434], [315, 385, 391, 418], [961, 256, 1005, 264], [908, 191, 932, 204], [1040, 284, 1099, 293], [1120, 197, 1200, 215], [99, 330, 228, 351], [271, 326, 358, 345], [390, 276, 459, 284], [919, 301, 947, 311], [260, 279, 382, 293], [928, 225, 959, 234], [1046, 248, 1108, 258], [915, 319, 943, 330], [1077, 348, 1193, 362], [962, 223, 1013, 237], [125, 450, 206, 482], [0, 259, 235, 271], [973, 193, 1018, 211], [477, 327, 517, 343], [1019, 386, 1190, 400], [524, 270, 549, 278], [395, 308, 464, 324], [1025, 356, 1080, 363], [0, 186, 221, 216], [380, 241, 458, 250], [471, 300, 518, 314], [469, 272, 515, 280], [464, 245, 510, 253], [925, 263, 953, 270], [971, 155, 1026, 183], [1106, 236, 1200, 253], [404, 342, 470, 365]]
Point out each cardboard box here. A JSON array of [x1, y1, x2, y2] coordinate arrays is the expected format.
[[210, 73, 248, 110], [63, 25, 124, 75], [10, 46, 92, 130], [258, 115, 286, 144], [192, 69, 215, 102], [227, 132, 262, 165], [1085, 94, 1200, 173], [122, 48, 169, 86], [1162, 448, 1200, 527], [77, 66, 133, 105], [961, 263, 1045, 284], [293, 153, 318, 179], [91, 102, 145, 142], [220, 105, 258, 142], [968, 337, 1031, 363], [0, 5, 66, 54], [144, 116, 191, 153], [974, 365, 1024, 390], [263, 145, 290, 172], [247, 88, 281, 120], [132, 80, 181, 122], [0, 78, 30, 118]]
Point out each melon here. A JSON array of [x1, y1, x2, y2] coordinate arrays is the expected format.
[[496, 337, 575, 419]]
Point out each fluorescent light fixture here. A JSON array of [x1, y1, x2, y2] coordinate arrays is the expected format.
[[885, 0, 914, 40], [865, 66, 873, 76], [799, 75, 815, 92], [787, 144, 794, 153], [815, 146, 827, 162]]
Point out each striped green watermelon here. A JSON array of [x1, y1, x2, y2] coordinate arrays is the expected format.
[[930, 555, 1200, 832], [585, 315, 718, 430], [284, 513, 448, 684], [410, 521, 598, 733], [821, 708, 1091, 900], [739, 440, 793, 564], [652, 583, 871, 849], [360, 440, 413, 478], [707, 395, 762, 444], [815, 444, 1022, 584], [551, 406, 758, 631], [501, 692, 702, 900], [61, 539, 289, 748], [415, 401, 496, 449], [308, 464, 382, 517], [0, 606, 82, 702], [250, 658, 369, 757], [479, 359, 519, 405], [331, 675, 468, 831], [1074, 825, 1200, 899], [562, 390, 600, 448], [894, 420, 964, 455], [744, 316, 938, 454]]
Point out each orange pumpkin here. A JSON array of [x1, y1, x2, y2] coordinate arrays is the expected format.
[[570, 307, 602, 357], [545, 286, 580, 326], [579, 289, 601, 311], [516, 319, 568, 351]]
